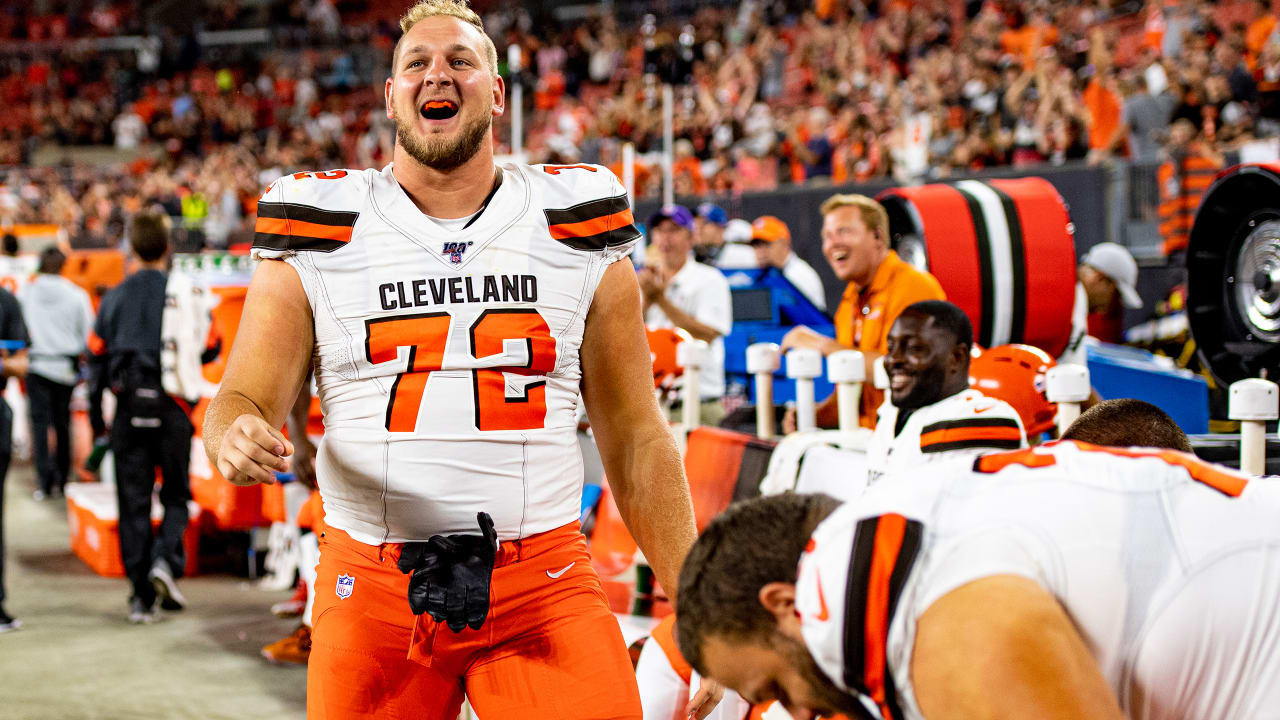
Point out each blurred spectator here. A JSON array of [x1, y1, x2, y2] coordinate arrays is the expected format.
[[747, 215, 826, 311], [1079, 242, 1144, 344], [3, 0, 1280, 231], [1157, 119, 1224, 255], [639, 205, 732, 426], [20, 247, 93, 501], [1123, 75, 1175, 162], [1083, 66, 1126, 164], [0, 283, 26, 634], [691, 203, 754, 269]]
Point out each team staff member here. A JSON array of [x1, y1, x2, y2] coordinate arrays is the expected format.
[[89, 211, 192, 624], [693, 203, 757, 269], [0, 286, 27, 633], [867, 301, 1024, 485], [748, 216, 826, 311], [204, 2, 712, 718], [678, 442, 1280, 720], [20, 247, 94, 501], [782, 194, 944, 432], [640, 204, 733, 426]]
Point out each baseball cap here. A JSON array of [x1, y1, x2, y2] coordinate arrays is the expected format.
[[1082, 242, 1142, 309], [696, 202, 728, 226], [750, 215, 790, 243], [647, 204, 694, 232]]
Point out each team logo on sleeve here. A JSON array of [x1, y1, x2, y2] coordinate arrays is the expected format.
[[442, 241, 473, 264], [336, 574, 355, 599]]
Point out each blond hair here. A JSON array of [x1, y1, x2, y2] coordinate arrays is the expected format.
[[394, 0, 499, 74], [820, 193, 888, 246]]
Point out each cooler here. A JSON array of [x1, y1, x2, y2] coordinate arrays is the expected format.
[[65, 482, 201, 578]]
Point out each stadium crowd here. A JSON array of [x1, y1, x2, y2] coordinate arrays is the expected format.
[[0, 0, 1278, 248]]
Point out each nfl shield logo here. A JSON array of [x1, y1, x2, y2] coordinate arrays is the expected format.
[[336, 574, 355, 600]]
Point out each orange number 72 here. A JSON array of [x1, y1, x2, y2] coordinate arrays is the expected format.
[[364, 309, 557, 433]]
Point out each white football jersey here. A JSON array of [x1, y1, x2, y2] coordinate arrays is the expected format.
[[253, 162, 640, 544], [866, 388, 1025, 486], [796, 441, 1280, 720]]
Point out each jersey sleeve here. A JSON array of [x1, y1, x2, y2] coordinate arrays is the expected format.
[[797, 503, 926, 718], [252, 170, 365, 261], [538, 164, 642, 265]]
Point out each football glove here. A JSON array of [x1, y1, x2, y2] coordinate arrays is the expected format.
[[398, 511, 498, 633]]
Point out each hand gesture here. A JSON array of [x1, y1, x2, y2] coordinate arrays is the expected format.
[[638, 266, 667, 303], [216, 414, 293, 486], [780, 325, 840, 355]]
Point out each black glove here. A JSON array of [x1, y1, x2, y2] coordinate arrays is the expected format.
[[398, 512, 498, 633]]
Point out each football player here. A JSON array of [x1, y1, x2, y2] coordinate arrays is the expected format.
[[676, 443, 1280, 719], [866, 300, 1025, 485], [204, 1, 710, 717]]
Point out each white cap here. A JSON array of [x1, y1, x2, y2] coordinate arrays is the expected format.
[[723, 218, 753, 244], [1082, 242, 1142, 309]]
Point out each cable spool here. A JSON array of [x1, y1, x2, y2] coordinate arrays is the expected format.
[[877, 178, 1077, 358], [1186, 163, 1280, 385]]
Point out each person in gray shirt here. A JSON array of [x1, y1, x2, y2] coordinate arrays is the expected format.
[[1124, 75, 1175, 163], [19, 247, 93, 500]]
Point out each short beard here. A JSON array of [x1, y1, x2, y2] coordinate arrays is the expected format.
[[775, 631, 868, 718], [891, 362, 949, 410], [393, 104, 491, 171]]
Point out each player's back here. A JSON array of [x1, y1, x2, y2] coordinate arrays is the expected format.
[[252, 162, 640, 545], [802, 441, 1280, 720]]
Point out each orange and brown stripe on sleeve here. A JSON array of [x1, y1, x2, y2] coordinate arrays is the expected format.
[[544, 194, 641, 251], [842, 513, 923, 720], [919, 417, 1023, 453], [253, 202, 359, 253], [87, 330, 106, 356]]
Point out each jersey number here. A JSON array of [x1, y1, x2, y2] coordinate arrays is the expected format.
[[365, 309, 556, 433]]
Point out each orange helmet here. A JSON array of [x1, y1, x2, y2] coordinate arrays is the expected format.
[[645, 326, 683, 389], [969, 344, 1057, 436]]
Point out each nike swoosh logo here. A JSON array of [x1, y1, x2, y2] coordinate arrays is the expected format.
[[546, 562, 574, 579], [815, 574, 830, 622]]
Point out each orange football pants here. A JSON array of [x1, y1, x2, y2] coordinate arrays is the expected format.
[[308, 521, 642, 720]]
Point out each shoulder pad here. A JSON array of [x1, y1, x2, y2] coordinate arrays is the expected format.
[[535, 164, 641, 252], [253, 169, 368, 254]]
